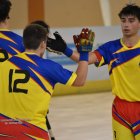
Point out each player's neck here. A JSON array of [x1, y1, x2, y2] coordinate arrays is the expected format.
[[122, 35, 140, 48], [25, 49, 40, 56], [0, 21, 8, 29]]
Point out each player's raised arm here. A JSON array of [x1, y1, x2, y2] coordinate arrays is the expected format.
[[46, 28, 98, 64], [72, 28, 93, 86], [72, 28, 99, 65]]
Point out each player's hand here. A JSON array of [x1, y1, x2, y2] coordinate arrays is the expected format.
[[73, 28, 95, 52], [46, 32, 67, 54]]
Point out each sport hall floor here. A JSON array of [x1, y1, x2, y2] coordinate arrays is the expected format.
[[49, 92, 114, 140]]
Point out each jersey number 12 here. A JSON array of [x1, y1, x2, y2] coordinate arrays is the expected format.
[[9, 69, 30, 94]]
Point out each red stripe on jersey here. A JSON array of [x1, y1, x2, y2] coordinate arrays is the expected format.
[[93, 50, 102, 61]]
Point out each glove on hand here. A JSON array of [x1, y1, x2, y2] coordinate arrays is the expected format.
[[46, 32, 67, 54], [73, 28, 95, 52]]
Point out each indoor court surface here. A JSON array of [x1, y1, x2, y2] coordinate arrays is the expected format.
[[49, 91, 114, 140]]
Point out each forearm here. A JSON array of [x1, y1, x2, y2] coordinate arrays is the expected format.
[[72, 52, 88, 86], [88, 52, 98, 64], [70, 50, 97, 64], [63, 47, 79, 62], [72, 61, 88, 86], [70, 50, 80, 62]]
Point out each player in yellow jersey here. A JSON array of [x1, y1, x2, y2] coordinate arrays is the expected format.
[[0, 0, 25, 62], [0, 23, 93, 139], [47, 3, 140, 140]]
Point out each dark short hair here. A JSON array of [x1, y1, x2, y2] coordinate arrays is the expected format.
[[31, 20, 50, 34], [0, 0, 11, 22], [23, 24, 48, 50], [118, 4, 140, 21]]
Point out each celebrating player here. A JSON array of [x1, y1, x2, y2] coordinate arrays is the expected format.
[[47, 4, 140, 140], [0, 23, 93, 139]]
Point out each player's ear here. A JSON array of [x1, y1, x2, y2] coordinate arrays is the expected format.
[[40, 41, 46, 48], [39, 41, 46, 57]]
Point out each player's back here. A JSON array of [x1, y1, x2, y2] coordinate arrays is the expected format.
[[0, 52, 55, 131], [0, 29, 25, 62], [0, 51, 76, 140], [0, 52, 55, 139]]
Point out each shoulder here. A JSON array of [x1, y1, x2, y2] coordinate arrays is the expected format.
[[102, 39, 121, 46], [0, 29, 21, 37], [97, 39, 121, 51], [9, 31, 23, 40], [41, 58, 57, 64], [42, 59, 62, 68], [94, 39, 121, 57]]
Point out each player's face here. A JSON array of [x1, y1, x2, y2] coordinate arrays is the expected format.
[[120, 15, 140, 37]]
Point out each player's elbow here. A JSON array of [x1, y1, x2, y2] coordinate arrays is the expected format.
[[78, 81, 86, 86], [72, 81, 85, 86]]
